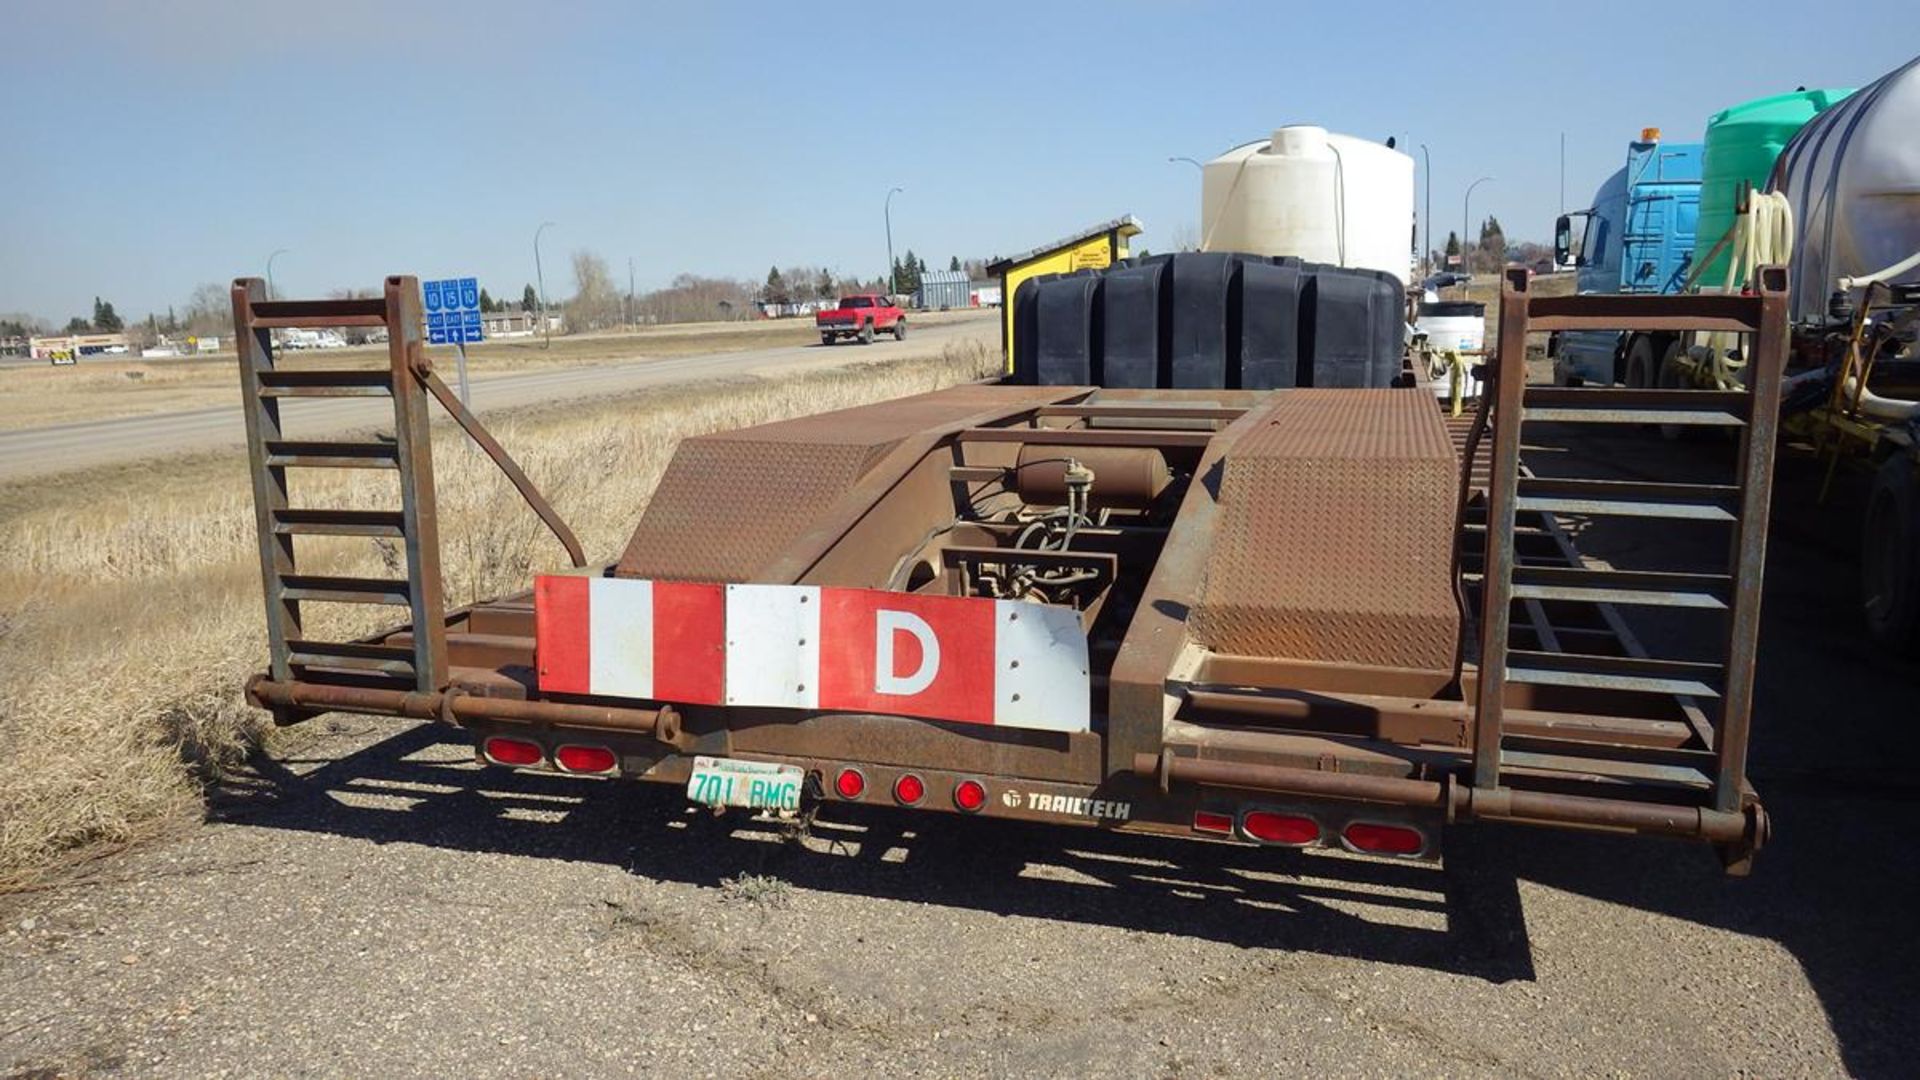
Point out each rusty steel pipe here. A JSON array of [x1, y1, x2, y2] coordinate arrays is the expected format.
[[1133, 752, 1757, 845], [1137, 751, 1452, 808], [413, 367, 588, 569], [248, 677, 679, 741]]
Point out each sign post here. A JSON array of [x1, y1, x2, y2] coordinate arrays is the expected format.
[[423, 276, 485, 408]]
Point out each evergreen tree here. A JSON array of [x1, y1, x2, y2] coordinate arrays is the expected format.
[[479, 287, 495, 312], [764, 264, 787, 301], [522, 284, 538, 311], [815, 268, 834, 300], [92, 297, 123, 332], [1445, 231, 1461, 257], [949, 255, 961, 272], [65, 316, 90, 333], [1478, 215, 1507, 269]]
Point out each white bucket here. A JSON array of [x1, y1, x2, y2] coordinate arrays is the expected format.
[[1417, 301, 1486, 399]]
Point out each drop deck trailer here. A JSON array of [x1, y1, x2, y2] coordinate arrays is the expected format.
[[231, 264, 1788, 873]]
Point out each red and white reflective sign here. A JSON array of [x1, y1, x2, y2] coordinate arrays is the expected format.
[[533, 577, 1089, 733]]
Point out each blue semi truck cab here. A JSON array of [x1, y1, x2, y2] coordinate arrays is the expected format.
[[1551, 132, 1703, 386]]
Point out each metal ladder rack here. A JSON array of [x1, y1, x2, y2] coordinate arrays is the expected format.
[[1471, 267, 1790, 815], [232, 276, 448, 694]]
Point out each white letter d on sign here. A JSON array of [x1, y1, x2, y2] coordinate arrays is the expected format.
[[874, 610, 940, 696]]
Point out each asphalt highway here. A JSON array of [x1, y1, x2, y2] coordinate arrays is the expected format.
[[0, 318, 994, 482]]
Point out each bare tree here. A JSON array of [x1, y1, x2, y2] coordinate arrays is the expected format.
[[1169, 222, 1201, 253], [635, 273, 755, 325], [565, 250, 622, 332], [182, 283, 231, 337], [328, 287, 379, 343]]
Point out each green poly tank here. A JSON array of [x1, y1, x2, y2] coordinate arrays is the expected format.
[[1695, 87, 1852, 287]]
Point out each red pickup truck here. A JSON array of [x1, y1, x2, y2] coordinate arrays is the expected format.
[[816, 294, 906, 345]]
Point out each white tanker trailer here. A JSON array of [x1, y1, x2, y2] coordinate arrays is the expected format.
[[1771, 54, 1920, 323], [1764, 55, 1920, 651]]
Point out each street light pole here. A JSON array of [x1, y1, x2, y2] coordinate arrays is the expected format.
[[266, 249, 289, 299], [1418, 144, 1431, 277], [884, 187, 904, 297], [534, 221, 555, 349], [1559, 132, 1567, 214], [627, 256, 636, 329], [1464, 176, 1494, 272], [1167, 156, 1204, 171]]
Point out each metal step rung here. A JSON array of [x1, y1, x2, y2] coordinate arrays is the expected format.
[[257, 370, 393, 397], [1499, 751, 1714, 791], [1504, 648, 1723, 698], [272, 509, 407, 537], [1465, 566, 1732, 610], [1501, 734, 1718, 769], [1523, 386, 1749, 419], [1515, 494, 1735, 522], [279, 574, 412, 605], [1512, 564, 1731, 599], [262, 440, 399, 469], [249, 298, 388, 329], [1525, 406, 1746, 427], [1510, 582, 1727, 611], [286, 639, 416, 675], [1519, 475, 1739, 505]]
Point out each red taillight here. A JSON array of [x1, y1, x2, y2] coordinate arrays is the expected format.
[[893, 773, 925, 805], [554, 744, 617, 774], [1241, 810, 1319, 846], [1343, 822, 1424, 855], [834, 767, 866, 800], [483, 736, 542, 767], [1192, 810, 1234, 835], [953, 779, 986, 812]]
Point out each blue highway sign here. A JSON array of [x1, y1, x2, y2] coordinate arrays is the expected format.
[[422, 276, 484, 343]]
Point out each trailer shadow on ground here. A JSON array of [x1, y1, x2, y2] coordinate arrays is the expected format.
[[209, 710, 1918, 1077], [210, 725, 1536, 985]]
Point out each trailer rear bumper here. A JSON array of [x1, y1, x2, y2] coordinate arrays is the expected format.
[[1131, 750, 1765, 850], [244, 672, 1761, 868]]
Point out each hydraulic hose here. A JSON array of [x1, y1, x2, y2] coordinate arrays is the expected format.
[[1689, 191, 1794, 388]]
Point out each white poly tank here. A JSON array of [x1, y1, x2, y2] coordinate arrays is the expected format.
[[1771, 55, 1920, 321], [1201, 126, 1415, 285]]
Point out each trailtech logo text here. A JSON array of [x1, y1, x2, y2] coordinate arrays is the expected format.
[[1013, 791, 1131, 821]]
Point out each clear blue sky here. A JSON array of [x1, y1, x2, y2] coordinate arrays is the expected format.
[[2, 1, 1911, 323]]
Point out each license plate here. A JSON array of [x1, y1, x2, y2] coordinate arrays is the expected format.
[[686, 755, 803, 812]]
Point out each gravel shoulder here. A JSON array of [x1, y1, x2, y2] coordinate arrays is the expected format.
[[3, 420, 1916, 1079]]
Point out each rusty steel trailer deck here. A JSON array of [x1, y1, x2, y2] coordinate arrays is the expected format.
[[232, 267, 1788, 872]]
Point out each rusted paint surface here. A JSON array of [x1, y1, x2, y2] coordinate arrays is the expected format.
[[1189, 390, 1461, 679], [616, 384, 1079, 583]]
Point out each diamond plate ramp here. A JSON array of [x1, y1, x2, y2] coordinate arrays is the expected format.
[[617, 384, 1073, 583], [1190, 390, 1461, 676]]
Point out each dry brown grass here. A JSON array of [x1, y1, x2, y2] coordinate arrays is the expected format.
[[0, 338, 1001, 892], [0, 309, 997, 432]]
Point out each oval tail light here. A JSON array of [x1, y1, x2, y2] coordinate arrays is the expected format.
[[1343, 821, 1425, 856], [555, 744, 618, 774], [1241, 810, 1320, 846], [483, 736, 542, 767]]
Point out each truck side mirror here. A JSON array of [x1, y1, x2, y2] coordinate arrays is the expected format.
[[1554, 215, 1573, 266]]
